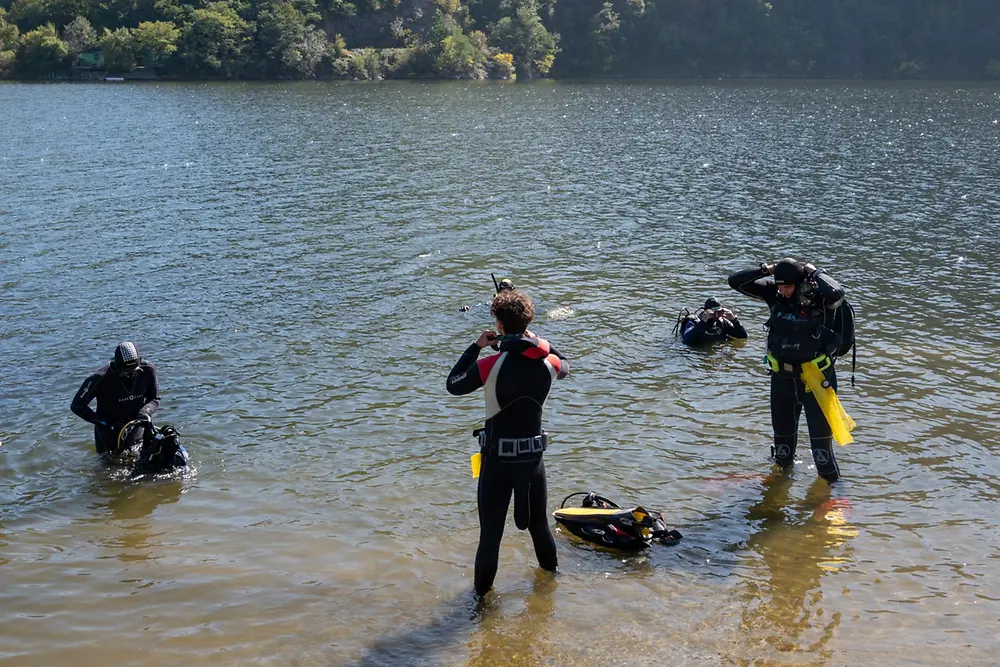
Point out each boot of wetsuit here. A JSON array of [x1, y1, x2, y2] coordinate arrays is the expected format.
[[808, 436, 840, 483]]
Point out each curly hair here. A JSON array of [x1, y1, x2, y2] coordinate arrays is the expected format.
[[490, 289, 535, 334]]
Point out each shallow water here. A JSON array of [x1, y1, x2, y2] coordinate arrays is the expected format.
[[1, 80, 999, 666]]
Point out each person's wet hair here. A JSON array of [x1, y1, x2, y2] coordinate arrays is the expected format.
[[491, 290, 535, 334]]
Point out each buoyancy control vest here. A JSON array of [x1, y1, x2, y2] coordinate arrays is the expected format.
[[766, 293, 841, 366]]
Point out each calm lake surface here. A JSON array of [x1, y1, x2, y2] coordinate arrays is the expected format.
[[1, 80, 999, 666]]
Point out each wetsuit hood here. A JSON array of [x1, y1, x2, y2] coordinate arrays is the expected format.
[[774, 259, 805, 286], [113, 341, 141, 373]]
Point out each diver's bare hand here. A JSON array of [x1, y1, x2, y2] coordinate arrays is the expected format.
[[475, 330, 498, 349]]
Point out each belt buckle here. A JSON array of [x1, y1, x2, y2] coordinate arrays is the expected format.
[[517, 438, 532, 455], [813, 355, 832, 371], [498, 439, 516, 457]]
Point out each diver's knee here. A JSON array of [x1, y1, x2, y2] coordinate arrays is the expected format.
[[476, 532, 503, 553]]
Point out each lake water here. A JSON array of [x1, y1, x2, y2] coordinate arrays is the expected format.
[[1, 80, 999, 666]]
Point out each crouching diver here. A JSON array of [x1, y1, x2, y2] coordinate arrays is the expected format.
[[728, 259, 853, 483], [674, 297, 748, 346], [72, 341, 160, 458], [71, 341, 188, 474], [446, 289, 569, 596]]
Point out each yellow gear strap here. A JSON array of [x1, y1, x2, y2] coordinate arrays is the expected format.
[[800, 360, 855, 445]]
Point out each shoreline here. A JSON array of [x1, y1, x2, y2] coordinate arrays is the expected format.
[[4, 75, 1000, 84]]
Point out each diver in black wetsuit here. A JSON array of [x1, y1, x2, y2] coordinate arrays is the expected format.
[[71, 341, 160, 458], [678, 297, 748, 346], [728, 259, 846, 483], [446, 289, 569, 596]]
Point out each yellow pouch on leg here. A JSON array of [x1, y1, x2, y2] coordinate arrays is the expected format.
[[801, 361, 856, 446], [471, 452, 482, 478]]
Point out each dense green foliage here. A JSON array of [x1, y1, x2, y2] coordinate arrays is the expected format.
[[0, 8, 20, 76], [1, 0, 998, 80]]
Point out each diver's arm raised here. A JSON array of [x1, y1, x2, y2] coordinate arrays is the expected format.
[[446, 344, 485, 396], [728, 264, 776, 302], [804, 264, 845, 309], [447, 331, 498, 395], [545, 343, 570, 379]]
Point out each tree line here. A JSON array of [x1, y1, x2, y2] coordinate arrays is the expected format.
[[1, 0, 998, 81]]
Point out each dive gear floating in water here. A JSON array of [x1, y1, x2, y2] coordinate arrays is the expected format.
[[553, 492, 682, 551], [117, 419, 190, 477]]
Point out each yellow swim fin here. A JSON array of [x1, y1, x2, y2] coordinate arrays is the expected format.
[[801, 361, 856, 446], [471, 452, 482, 478]]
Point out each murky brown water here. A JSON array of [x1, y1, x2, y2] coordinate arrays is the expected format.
[[1, 80, 998, 666]]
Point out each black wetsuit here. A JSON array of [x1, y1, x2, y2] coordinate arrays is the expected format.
[[728, 266, 846, 482], [71, 361, 160, 456], [681, 313, 748, 345], [447, 335, 569, 596]]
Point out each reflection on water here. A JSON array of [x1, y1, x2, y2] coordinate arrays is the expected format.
[[78, 478, 185, 563], [346, 594, 480, 667], [345, 570, 558, 667], [737, 473, 858, 664], [466, 570, 558, 667]]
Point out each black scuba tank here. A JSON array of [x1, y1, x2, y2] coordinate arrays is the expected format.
[[831, 300, 856, 358]]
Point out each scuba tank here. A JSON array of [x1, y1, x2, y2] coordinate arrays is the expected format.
[[796, 274, 858, 385], [552, 492, 682, 551], [672, 308, 694, 337], [832, 300, 858, 386], [831, 300, 855, 357]]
